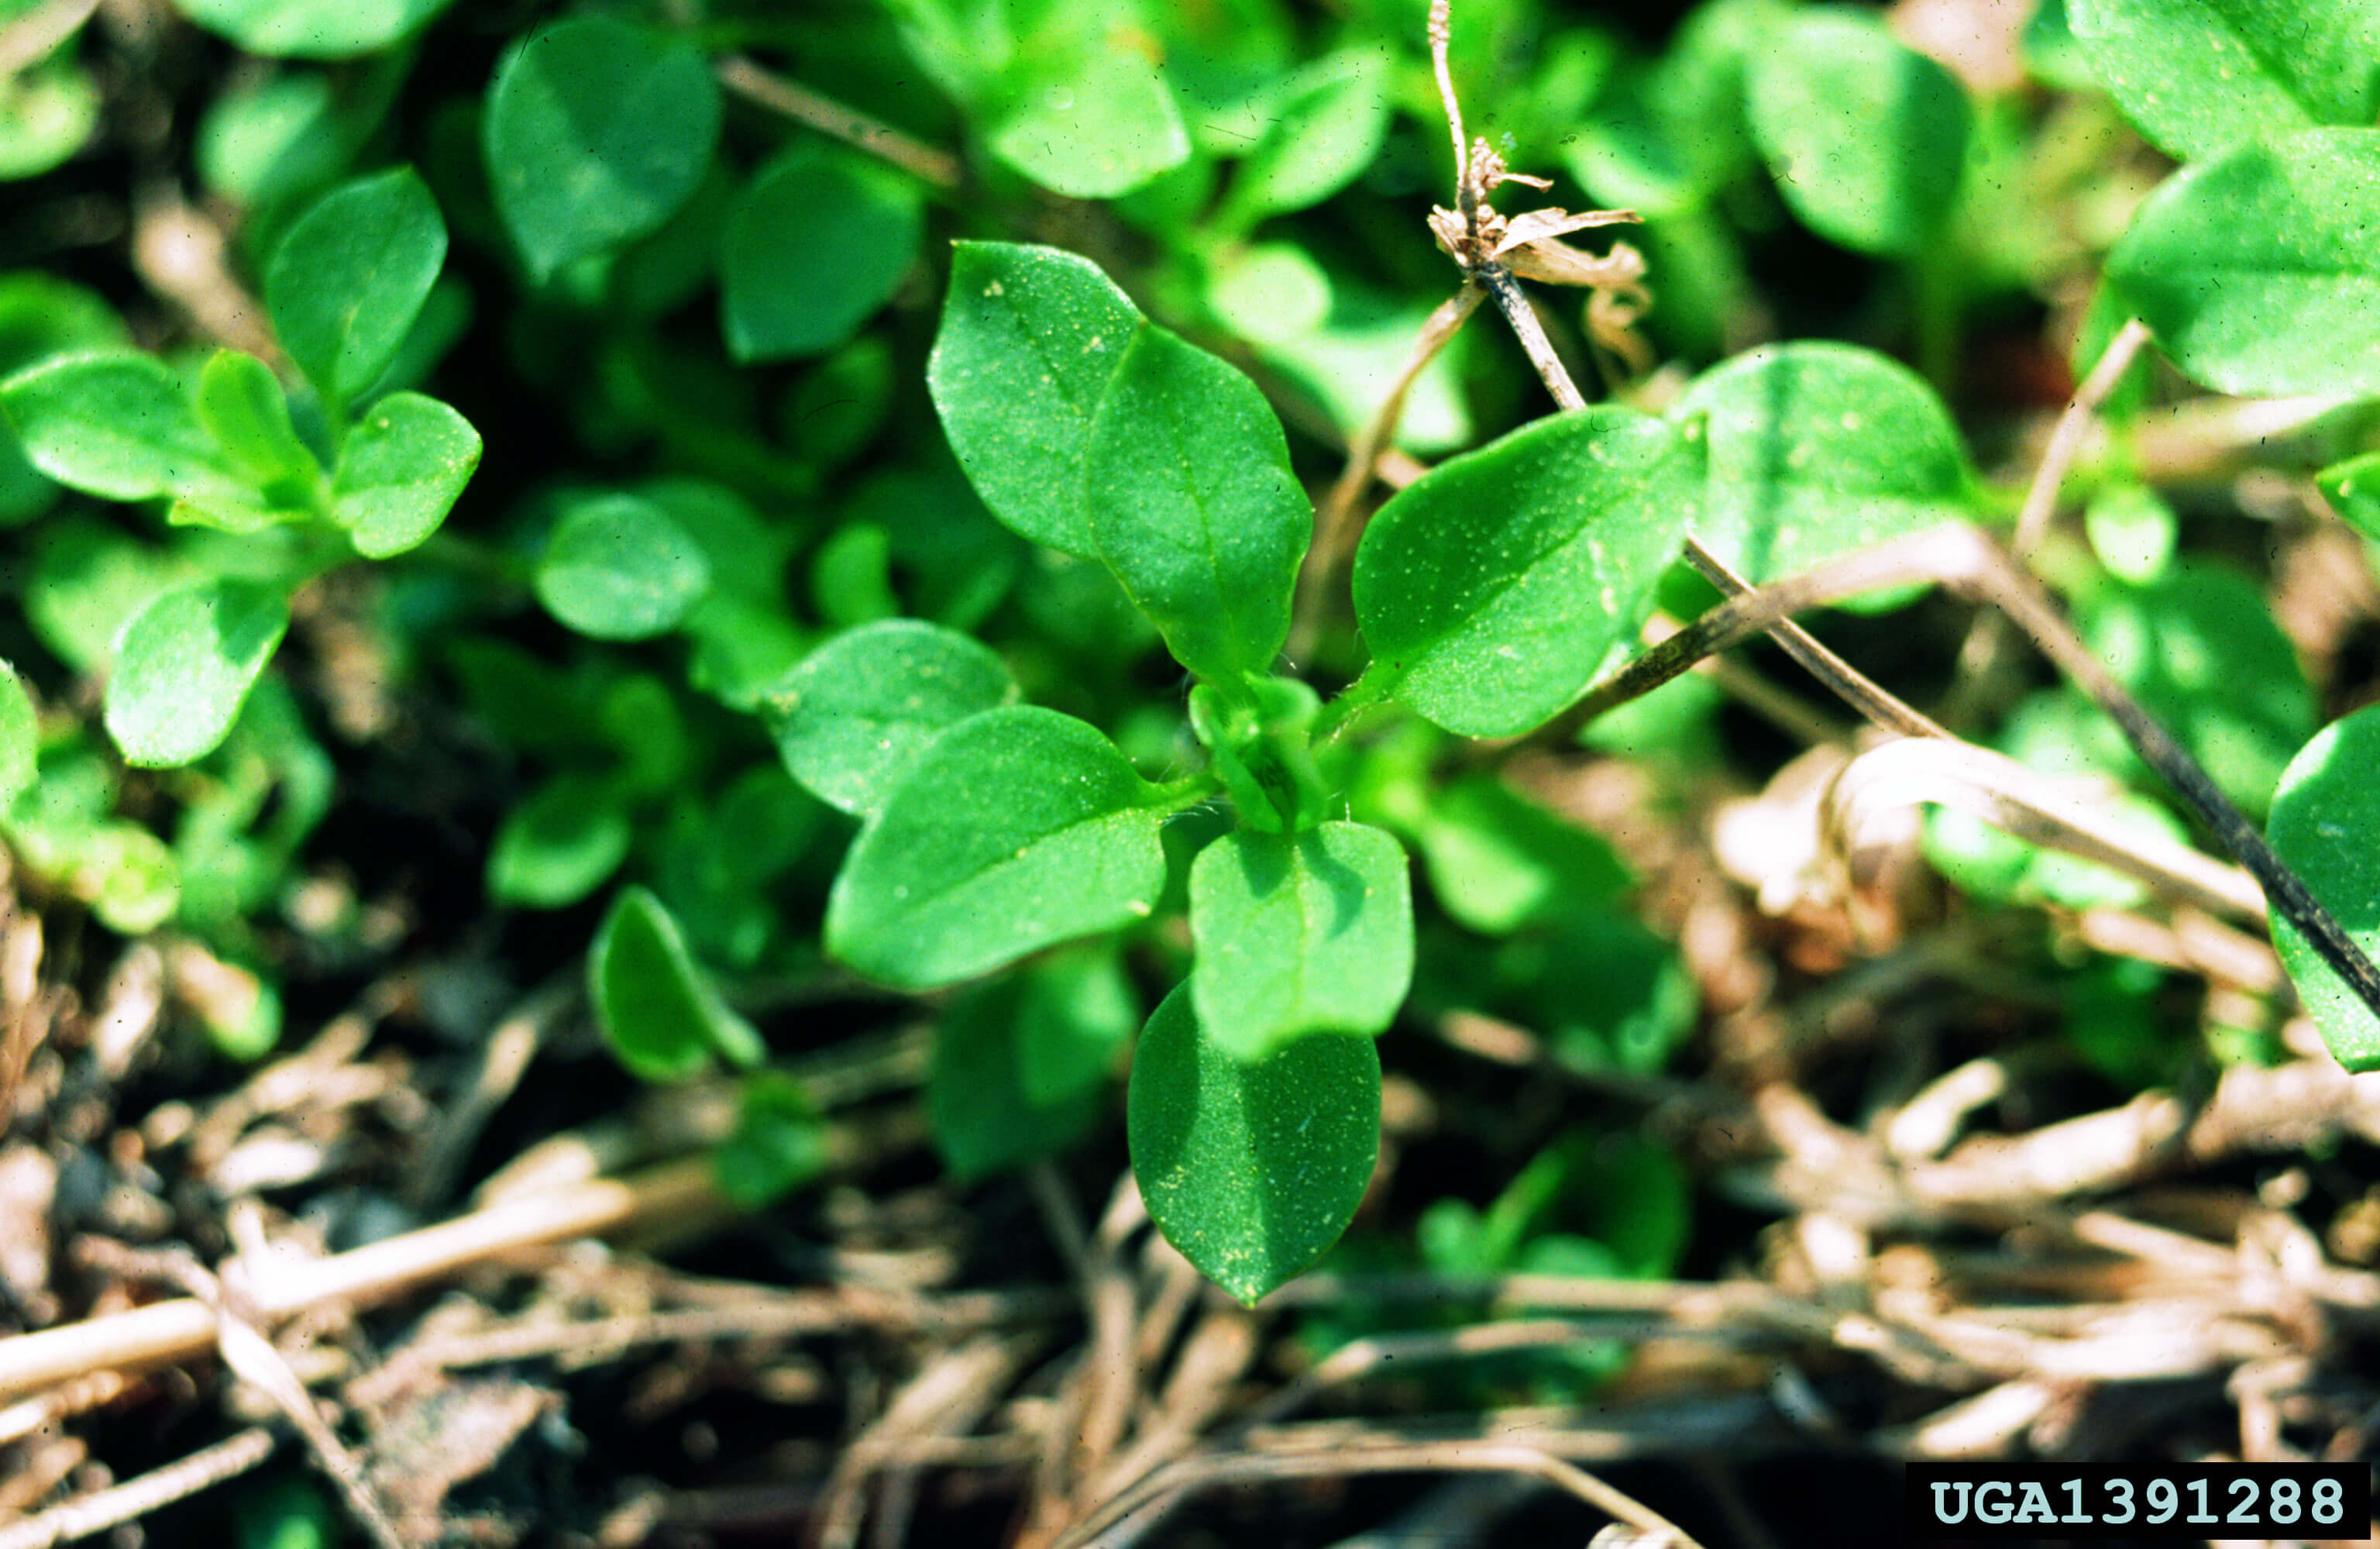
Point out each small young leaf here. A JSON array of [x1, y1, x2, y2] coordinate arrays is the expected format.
[[987, 35, 1189, 198], [1084, 326, 1309, 684], [2069, 0, 2380, 163], [721, 146, 923, 363], [329, 391, 480, 557], [0, 353, 243, 503], [483, 18, 721, 282], [105, 579, 291, 767], [1190, 823, 1414, 1061], [1218, 50, 1391, 224], [265, 167, 447, 408], [1128, 983, 1380, 1306], [825, 706, 1169, 988], [1746, 10, 1970, 256], [194, 349, 317, 491], [175, 0, 452, 57], [488, 773, 631, 908], [2267, 705, 2380, 1071], [1672, 341, 1976, 583], [0, 662, 35, 811], [535, 493, 711, 640], [927, 242, 1145, 556], [590, 886, 765, 1083], [1353, 407, 1697, 738], [767, 618, 1017, 818], [2107, 129, 2380, 398], [929, 946, 1137, 1180]]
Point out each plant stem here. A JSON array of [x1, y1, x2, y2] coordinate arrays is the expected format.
[[1561, 523, 2380, 1031], [1476, 260, 1948, 742]]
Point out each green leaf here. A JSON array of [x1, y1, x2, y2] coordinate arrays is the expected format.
[[535, 492, 711, 640], [483, 18, 721, 282], [1672, 341, 1976, 583], [265, 167, 446, 408], [1745, 9, 1972, 255], [825, 706, 1169, 988], [174, 0, 452, 57], [1128, 982, 1380, 1305], [2084, 483, 2177, 583], [589, 886, 764, 1083], [766, 618, 1017, 818], [2268, 706, 2380, 1071], [1405, 776, 1632, 935], [927, 242, 1145, 556], [1084, 326, 1309, 683], [1353, 407, 1698, 738], [2107, 129, 2380, 398], [104, 580, 291, 767], [2080, 564, 2313, 818], [194, 349, 316, 491], [488, 773, 631, 908], [328, 391, 479, 557], [1217, 50, 1390, 224], [714, 1072, 827, 1208], [2068, 0, 2380, 163], [987, 33, 1189, 198], [0, 53, 98, 182], [0, 661, 34, 811], [0, 352, 242, 503], [1189, 823, 1414, 1060], [929, 946, 1137, 1180], [721, 146, 923, 363]]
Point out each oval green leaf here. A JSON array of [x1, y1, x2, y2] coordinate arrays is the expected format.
[[1746, 9, 1971, 256], [590, 886, 765, 1083], [824, 706, 1168, 989], [535, 493, 711, 640], [1672, 341, 1976, 583], [330, 391, 480, 557], [1084, 326, 1309, 684], [265, 167, 447, 408], [987, 36, 1189, 198], [483, 18, 721, 283], [1128, 982, 1381, 1306], [1353, 406, 1698, 738], [722, 146, 923, 363], [2267, 705, 2380, 1071], [104, 579, 291, 767], [175, 0, 452, 57], [1190, 822, 1414, 1062], [2069, 0, 2380, 163], [927, 242, 1146, 556], [929, 946, 1137, 1181], [194, 349, 316, 491], [1219, 50, 1391, 224], [1, 352, 242, 503], [2107, 129, 2380, 398], [767, 618, 1017, 818], [488, 773, 631, 909]]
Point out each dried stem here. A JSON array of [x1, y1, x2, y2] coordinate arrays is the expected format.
[[714, 55, 963, 191], [1560, 523, 2380, 1028]]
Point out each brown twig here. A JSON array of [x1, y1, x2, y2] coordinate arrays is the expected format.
[[0, 1157, 723, 1406], [714, 55, 963, 191]]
